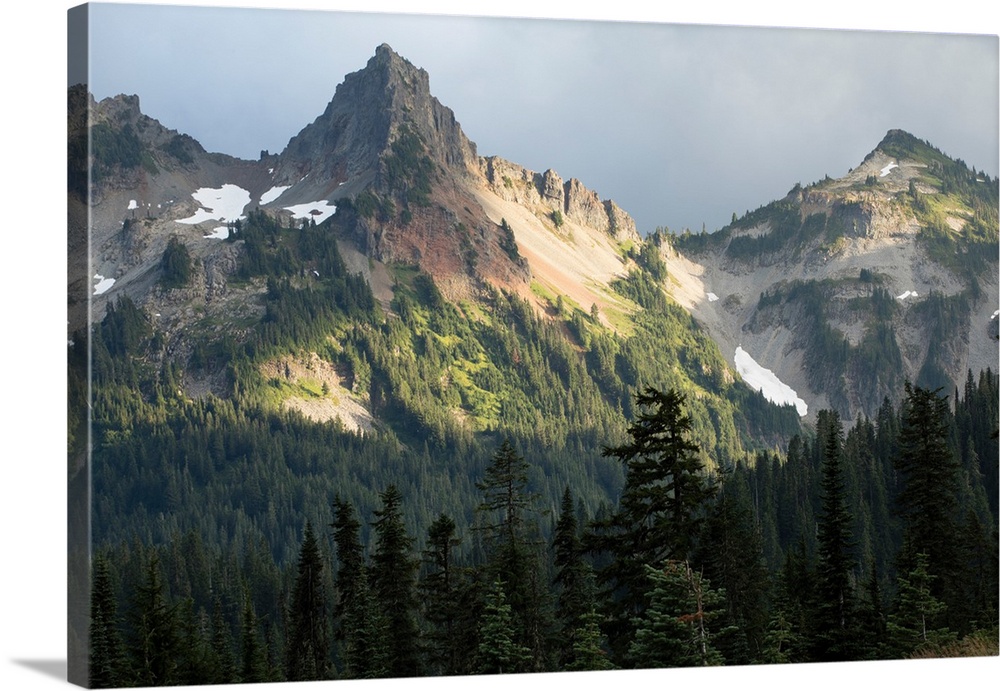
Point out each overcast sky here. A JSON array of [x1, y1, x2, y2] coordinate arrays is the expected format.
[[82, 2, 998, 235]]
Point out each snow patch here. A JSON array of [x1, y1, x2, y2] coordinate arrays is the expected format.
[[735, 346, 808, 417], [260, 185, 291, 205], [203, 226, 229, 240], [992, 310, 999, 319], [880, 162, 898, 177], [896, 290, 918, 300], [127, 199, 138, 210], [707, 292, 719, 302], [285, 200, 337, 225], [93, 274, 115, 296], [176, 184, 250, 225]]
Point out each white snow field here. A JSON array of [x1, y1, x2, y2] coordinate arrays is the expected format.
[[707, 292, 719, 302], [93, 274, 116, 295], [203, 226, 230, 240], [880, 162, 898, 177], [735, 346, 808, 417], [896, 290, 918, 300], [284, 200, 337, 225], [260, 185, 291, 205], [176, 184, 250, 225], [128, 199, 138, 210]]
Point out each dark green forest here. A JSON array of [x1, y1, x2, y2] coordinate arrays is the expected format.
[[75, 210, 999, 686], [85, 376, 999, 686]]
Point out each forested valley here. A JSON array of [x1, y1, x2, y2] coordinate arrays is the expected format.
[[74, 212, 999, 686]]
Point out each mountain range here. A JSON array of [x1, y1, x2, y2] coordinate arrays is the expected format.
[[69, 43, 998, 432]]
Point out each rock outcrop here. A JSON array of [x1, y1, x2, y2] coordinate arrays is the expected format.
[[479, 155, 639, 243]]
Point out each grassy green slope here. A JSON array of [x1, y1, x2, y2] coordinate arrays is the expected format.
[[88, 210, 801, 557]]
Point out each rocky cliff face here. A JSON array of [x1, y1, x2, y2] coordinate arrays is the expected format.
[[665, 130, 999, 422], [480, 156, 639, 244]]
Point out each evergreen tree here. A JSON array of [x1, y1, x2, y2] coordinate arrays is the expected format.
[[343, 567, 389, 679], [209, 595, 238, 684], [565, 608, 616, 671], [857, 562, 889, 660], [370, 484, 422, 677], [759, 609, 799, 664], [895, 384, 961, 613], [285, 521, 331, 681], [127, 554, 180, 687], [590, 387, 716, 663], [769, 537, 814, 663], [89, 555, 129, 688], [552, 487, 594, 667], [173, 598, 211, 687], [159, 236, 193, 289], [696, 468, 771, 664], [951, 510, 998, 633], [475, 578, 531, 675], [886, 552, 954, 657], [331, 496, 364, 634], [476, 439, 550, 670], [477, 439, 534, 559], [627, 560, 727, 668], [420, 513, 469, 676], [239, 591, 268, 684], [812, 411, 859, 661]]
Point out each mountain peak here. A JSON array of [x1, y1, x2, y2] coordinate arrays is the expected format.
[[874, 128, 926, 158], [277, 44, 477, 185], [366, 42, 429, 90], [867, 128, 967, 173], [372, 42, 408, 65]]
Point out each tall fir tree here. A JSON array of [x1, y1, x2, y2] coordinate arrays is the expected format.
[[370, 484, 422, 677], [126, 553, 181, 687], [811, 410, 859, 661], [209, 595, 238, 684], [420, 512, 473, 676], [894, 384, 961, 615], [696, 468, 771, 664], [552, 487, 596, 667], [239, 590, 268, 684], [331, 496, 364, 636], [285, 521, 331, 681], [342, 566, 388, 679], [173, 598, 211, 687], [89, 555, 129, 688], [589, 387, 716, 664], [476, 439, 550, 671], [857, 561, 889, 660]]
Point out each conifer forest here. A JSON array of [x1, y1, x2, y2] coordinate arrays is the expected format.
[[73, 214, 999, 685]]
